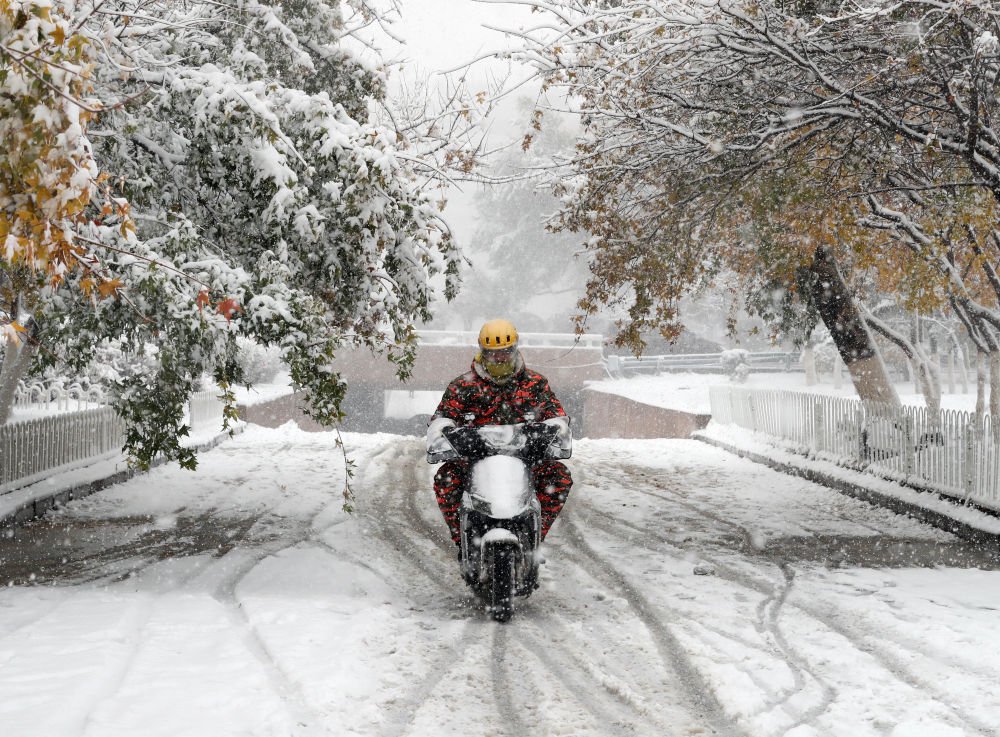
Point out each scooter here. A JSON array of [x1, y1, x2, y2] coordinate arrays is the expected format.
[[427, 414, 572, 622]]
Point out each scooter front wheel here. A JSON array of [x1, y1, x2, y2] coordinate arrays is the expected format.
[[489, 543, 516, 623]]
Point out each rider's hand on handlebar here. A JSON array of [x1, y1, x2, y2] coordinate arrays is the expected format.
[[524, 421, 559, 438], [445, 425, 479, 444]]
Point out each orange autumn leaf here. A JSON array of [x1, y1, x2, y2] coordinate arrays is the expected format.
[[97, 278, 124, 299], [216, 297, 242, 321]]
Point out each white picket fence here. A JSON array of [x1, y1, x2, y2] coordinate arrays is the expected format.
[[0, 407, 124, 496], [710, 386, 1000, 512], [1, 391, 228, 496], [188, 389, 226, 431]]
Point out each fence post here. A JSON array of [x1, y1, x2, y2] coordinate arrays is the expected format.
[[813, 399, 825, 453], [902, 414, 915, 476], [963, 421, 978, 502], [855, 407, 866, 464]]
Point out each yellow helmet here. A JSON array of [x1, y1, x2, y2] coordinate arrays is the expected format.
[[478, 319, 518, 350]]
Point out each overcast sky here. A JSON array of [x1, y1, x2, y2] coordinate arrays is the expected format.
[[388, 0, 532, 72], [379, 0, 541, 245]]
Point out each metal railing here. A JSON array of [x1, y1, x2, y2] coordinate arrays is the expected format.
[[417, 329, 604, 349], [710, 386, 1000, 512], [608, 351, 802, 376], [1, 392, 228, 496], [13, 378, 106, 411]]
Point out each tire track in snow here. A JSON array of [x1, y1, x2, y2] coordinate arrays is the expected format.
[[575, 458, 996, 736], [491, 625, 533, 737], [575, 461, 834, 730], [353, 440, 476, 613], [74, 597, 156, 737], [517, 601, 699, 736], [212, 434, 482, 737], [206, 510, 342, 737], [74, 519, 301, 736], [752, 564, 835, 735], [370, 619, 482, 737], [516, 627, 639, 729], [182, 440, 361, 737], [582, 460, 909, 730], [568, 499, 800, 702], [350, 437, 506, 737], [559, 517, 748, 737]]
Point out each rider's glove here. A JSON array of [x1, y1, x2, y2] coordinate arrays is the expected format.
[[426, 417, 457, 463], [542, 416, 572, 459]]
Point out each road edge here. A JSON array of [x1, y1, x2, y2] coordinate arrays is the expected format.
[[694, 431, 1000, 552]]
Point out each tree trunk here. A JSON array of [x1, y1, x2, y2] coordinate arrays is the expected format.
[[0, 325, 38, 424], [805, 245, 900, 407]]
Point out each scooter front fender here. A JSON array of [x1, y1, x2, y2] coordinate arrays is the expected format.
[[466, 455, 534, 519]]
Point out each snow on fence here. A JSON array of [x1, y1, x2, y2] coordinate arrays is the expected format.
[[709, 386, 1000, 512], [1, 392, 228, 497]]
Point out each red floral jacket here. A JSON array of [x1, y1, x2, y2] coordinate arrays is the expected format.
[[432, 358, 566, 426]]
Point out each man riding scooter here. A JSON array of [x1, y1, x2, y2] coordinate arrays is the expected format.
[[426, 319, 573, 553]]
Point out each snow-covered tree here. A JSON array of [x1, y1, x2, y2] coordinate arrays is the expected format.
[[2, 0, 473, 468], [509, 0, 1000, 408], [0, 0, 119, 421]]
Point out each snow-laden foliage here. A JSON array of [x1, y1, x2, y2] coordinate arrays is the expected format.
[[720, 348, 750, 383], [2, 0, 465, 468], [236, 338, 284, 385], [0, 0, 104, 283], [514, 0, 1000, 367]]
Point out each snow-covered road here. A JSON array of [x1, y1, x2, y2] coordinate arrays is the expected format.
[[1, 424, 999, 737]]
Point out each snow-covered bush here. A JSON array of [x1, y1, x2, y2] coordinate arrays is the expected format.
[[237, 339, 284, 385], [720, 348, 751, 383], [813, 340, 840, 377]]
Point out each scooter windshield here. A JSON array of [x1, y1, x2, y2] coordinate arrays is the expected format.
[[476, 424, 526, 452]]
